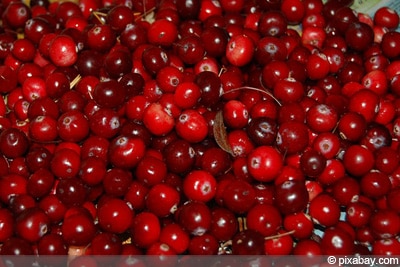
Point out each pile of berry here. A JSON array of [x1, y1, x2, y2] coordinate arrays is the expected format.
[[0, 0, 400, 260]]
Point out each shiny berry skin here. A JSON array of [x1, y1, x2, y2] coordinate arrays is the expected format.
[[222, 179, 256, 214], [0, 127, 29, 159], [0, 237, 34, 255], [58, 110, 89, 143], [321, 226, 355, 255], [61, 210, 96, 246], [283, 212, 314, 240], [300, 149, 327, 178], [159, 223, 190, 255], [247, 117, 278, 146], [177, 201, 211, 236], [50, 148, 81, 180], [4, 2, 31, 29], [175, 109, 208, 143], [223, 100, 249, 129], [309, 193, 341, 227], [86, 24, 116, 52], [246, 203, 282, 237], [306, 103, 338, 133], [11, 39, 36, 62], [209, 207, 238, 242], [247, 146, 283, 182], [343, 145, 375, 177], [48, 35, 77, 67], [274, 179, 309, 215], [345, 22, 374, 52], [337, 112, 367, 142], [163, 139, 195, 174], [346, 201, 372, 228], [15, 207, 49, 243], [88, 108, 121, 139], [226, 34, 255, 67], [264, 229, 294, 255], [27, 168, 54, 199], [145, 183, 180, 217], [55, 178, 87, 207], [89, 232, 122, 255], [37, 233, 68, 256], [108, 135, 146, 169], [93, 79, 126, 109], [131, 212, 161, 249], [276, 121, 309, 155], [143, 102, 175, 136], [360, 171, 391, 199], [98, 198, 133, 234], [147, 19, 178, 47], [183, 170, 217, 202], [0, 208, 14, 242], [231, 229, 264, 255]]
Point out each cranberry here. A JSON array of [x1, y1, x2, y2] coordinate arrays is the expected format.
[[108, 134, 146, 169], [48, 35, 78, 67], [231, 229, 264, 255], [37, 233, 68, 256], [221, 179, 256, 214], [98, 198, 133, 234], [177, 201, 211, 236], [0, 128, 29, 159], [246, 203, 282, 237], [321, 226, 355, 255], [247, 145, 283, 182], [130, 212, 161, 249], [183, 170, 216, 203], [61, 210, 96, 246], [16, 207, 49, 243]]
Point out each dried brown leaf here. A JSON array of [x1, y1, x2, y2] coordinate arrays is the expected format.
[[213, 111, 234, 156]]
